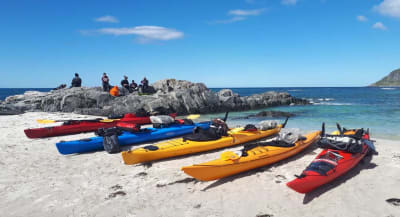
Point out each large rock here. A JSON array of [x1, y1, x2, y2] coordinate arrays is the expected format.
[[0, 79, 309, 116]]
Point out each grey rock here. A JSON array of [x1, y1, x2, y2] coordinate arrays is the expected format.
[[0, 79, 309, 116]]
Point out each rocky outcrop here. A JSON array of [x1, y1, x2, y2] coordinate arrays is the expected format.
[[370, 68, 400, 86], [0, 79, 309, 116]]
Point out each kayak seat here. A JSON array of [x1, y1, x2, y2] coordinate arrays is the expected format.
[[143, 145, 159, 151], [305, 160, 336, 176]]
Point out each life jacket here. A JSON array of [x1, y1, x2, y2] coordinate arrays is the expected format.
[[110, 86, 119, 96]]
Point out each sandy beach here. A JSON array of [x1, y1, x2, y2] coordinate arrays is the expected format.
[[1, 112, 399, 217]]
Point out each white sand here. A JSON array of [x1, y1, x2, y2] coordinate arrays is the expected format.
[[0, 112, 399, 217]]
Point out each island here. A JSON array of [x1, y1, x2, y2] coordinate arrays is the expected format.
[[370, 68, 400, 87]]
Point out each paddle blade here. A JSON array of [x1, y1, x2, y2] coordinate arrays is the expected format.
[[282, 117, 289, 128], [36, 119, 56, 124], [336, 123, 343, 135], [321, 122, 325, 136], [187, 114, 200, 120], [223, 112, 229, 122], [99, 119, 119, 123]]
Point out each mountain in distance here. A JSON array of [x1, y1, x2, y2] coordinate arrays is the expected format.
[[370, 68, 400, 87]]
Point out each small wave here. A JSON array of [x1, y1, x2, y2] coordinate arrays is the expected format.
[[313, 102, 353, 106], [317, 98, 334, 101], [381, 88, 396, 90], [288, 89, 303, 92]]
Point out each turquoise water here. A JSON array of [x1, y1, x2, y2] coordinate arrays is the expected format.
[[1, 87, 399, 140], [207, 87, 400, 140]]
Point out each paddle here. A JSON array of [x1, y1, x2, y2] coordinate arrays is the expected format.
[[282, 117, 289, 128], [321, 122, 325, 136], [336, 123, 343, 136], [186, 114, 200, 120], [223, 112, 229, 122]]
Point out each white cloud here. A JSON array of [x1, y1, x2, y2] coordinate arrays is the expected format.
[[212, 8, 265, 24], [374, 0, 400, 18], [95, 26, 184, 41], [282, 0, 298, 6], [372, 22, 387, 30], [357, 15, 368, 22], [94, 15, 119, 23], [212, 16, 247, 24], [228, 8, 265, 16]]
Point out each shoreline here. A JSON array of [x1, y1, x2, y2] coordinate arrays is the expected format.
[[1, 112, 399, 217]]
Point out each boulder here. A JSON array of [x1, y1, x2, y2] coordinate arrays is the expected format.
[[0, 79, 309, 116]]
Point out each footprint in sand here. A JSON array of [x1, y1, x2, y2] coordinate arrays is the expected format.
[[110, 184, 123, 191], [106, 191, 127, 200], [256, 214, 274, 217], [105, 184, 126, 200], [275, 175, 287, 183], [386, 198, 400, 206]]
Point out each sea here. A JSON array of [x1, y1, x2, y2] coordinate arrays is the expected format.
[[1, 87, 399, 140]]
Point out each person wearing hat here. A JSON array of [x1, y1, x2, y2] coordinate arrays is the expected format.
[[71, 73, 82, 87]]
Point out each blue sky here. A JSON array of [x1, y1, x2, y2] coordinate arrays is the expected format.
[[0, 0, 399, 88]]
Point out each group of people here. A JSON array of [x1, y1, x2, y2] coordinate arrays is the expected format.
[[55, 73, 149, 97], [101, 73, 149, 93]]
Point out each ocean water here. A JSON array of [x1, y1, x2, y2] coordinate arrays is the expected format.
[[1, 87, 399, 140], [208, 87, 400, 140], [0, 88, 52, 101]]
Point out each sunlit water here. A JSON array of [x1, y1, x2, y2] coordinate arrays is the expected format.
[[202, 87, 400, 140]]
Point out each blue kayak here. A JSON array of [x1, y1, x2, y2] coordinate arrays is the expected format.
[[56, 122, 210, 155]]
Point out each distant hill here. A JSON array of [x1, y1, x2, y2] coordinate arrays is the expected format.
[[370, 68, 400, 86]]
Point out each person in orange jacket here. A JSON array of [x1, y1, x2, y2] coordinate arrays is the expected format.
[[110, 86, 119, 96]]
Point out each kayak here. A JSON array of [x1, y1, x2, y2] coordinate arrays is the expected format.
[[55, 122, 210, 155], [286, 129, 372, 194], [24, 113, 154, 138], [181, 130, 321, 181], [121, 125, 283, 165]]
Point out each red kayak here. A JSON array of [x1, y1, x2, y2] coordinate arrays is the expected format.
[[286, 130, 373, 194], [24, 113, 171, 139]]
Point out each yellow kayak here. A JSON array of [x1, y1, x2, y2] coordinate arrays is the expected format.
[[121, 125, 283, 165], [181, 131, 321, 181]]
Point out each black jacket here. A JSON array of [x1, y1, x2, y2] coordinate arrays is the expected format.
[[121, 79, 129, 87], [71, 77, 82, 87]]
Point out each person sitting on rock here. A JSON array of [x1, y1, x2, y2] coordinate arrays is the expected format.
[[102, 72, 111, 91], [71, 73, 82, 87], [141, 77, 149, 90], [121, 75, 130, 91], [53, 84, 66, 90], [130, 80, 138, 92]]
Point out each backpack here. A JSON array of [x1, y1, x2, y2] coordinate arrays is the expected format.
[[182, 119, 228, 142], [96, 127, 123, 154]]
